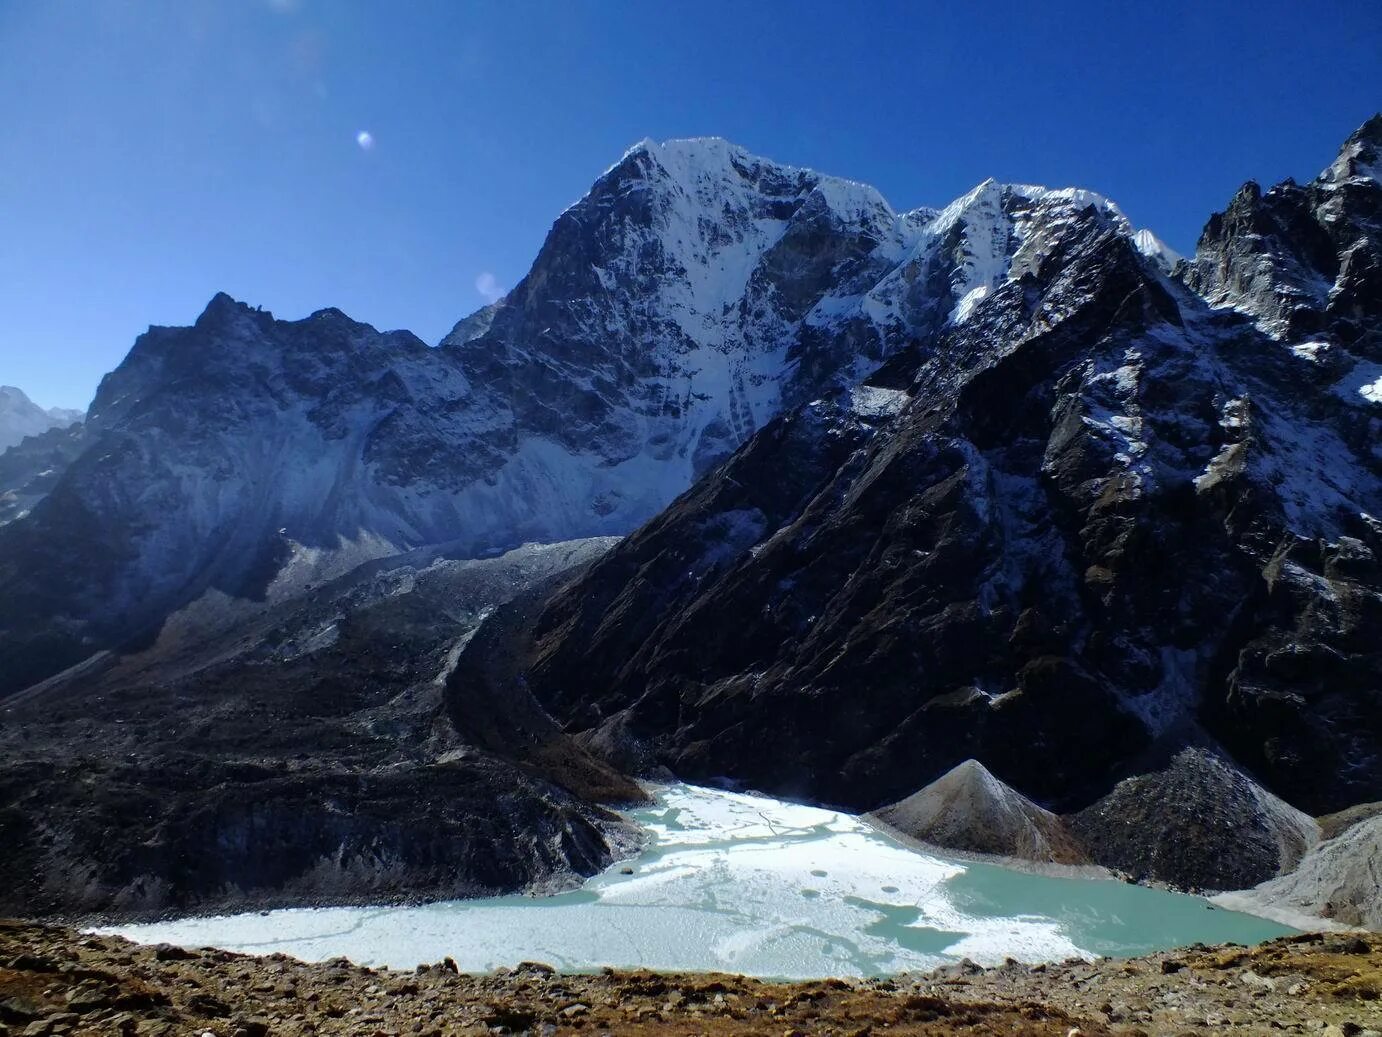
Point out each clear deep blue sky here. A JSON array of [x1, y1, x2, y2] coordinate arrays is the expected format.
[[2, 0, 1379, 409]]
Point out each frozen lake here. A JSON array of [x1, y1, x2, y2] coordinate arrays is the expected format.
[[100, 784, 1294, 978]]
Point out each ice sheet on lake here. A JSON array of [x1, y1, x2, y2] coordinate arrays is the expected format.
[[98, 784, 1293, 978]]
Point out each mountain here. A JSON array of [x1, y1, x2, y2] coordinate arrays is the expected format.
[[0, 136, 1179, 914], [0, 386, 81, 453], [3, 120, 1380, 920], [465, 119, 1382, 895], [0, 138, 1170, 697]]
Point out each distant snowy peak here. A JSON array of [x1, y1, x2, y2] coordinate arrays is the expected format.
[[434, 136, 940, 539], [1133, 228, 1184, 272], [923, 180, 1132, 325], [0, 385, 83, 454], [838, 177, 1138, 338], [85, 293, 433, 434], [625, 135, 895, 218], [613, 136, 911, 318]]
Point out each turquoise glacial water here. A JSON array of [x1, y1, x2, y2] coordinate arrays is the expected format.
[[101, 783, 1294, 978]]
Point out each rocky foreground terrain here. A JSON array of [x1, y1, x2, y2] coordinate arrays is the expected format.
[[0, 921, 1378, 1036]]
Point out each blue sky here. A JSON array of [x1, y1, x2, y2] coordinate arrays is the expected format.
[[2, 0, 1379, 410]]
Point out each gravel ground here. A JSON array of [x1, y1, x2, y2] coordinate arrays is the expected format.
[[1, 921, 1379, 1036]]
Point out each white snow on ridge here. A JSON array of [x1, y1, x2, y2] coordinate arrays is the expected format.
[[856, 177, 1141, 336], [848, 385, 910, 418], [612, 141, 1146, 347], [1290, 341, 1329, 363], [1347, 362, 1382, 405], [1133, 228, 1184, 271], [951, 284, 990, 324]]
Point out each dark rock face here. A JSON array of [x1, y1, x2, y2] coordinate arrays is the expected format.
[[1069, 748, 1319, 892], [0, 757, 620, 919], [1209, 533, 1382, 815], [0, 539, 642, 920], [1178, 116, 1382, 814], [467, 120, 1382, 891]]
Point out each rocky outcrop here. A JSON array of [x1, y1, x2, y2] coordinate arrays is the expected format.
[[1320, 801, 1382, 840], [1070, 748, 1320, 891], [870, 760, 1087, 865], [0, 419, 85, 526], [0, 756, 630, 920]]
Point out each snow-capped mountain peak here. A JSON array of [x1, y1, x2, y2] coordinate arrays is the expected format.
[[1132, 228, 1184, 271]]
